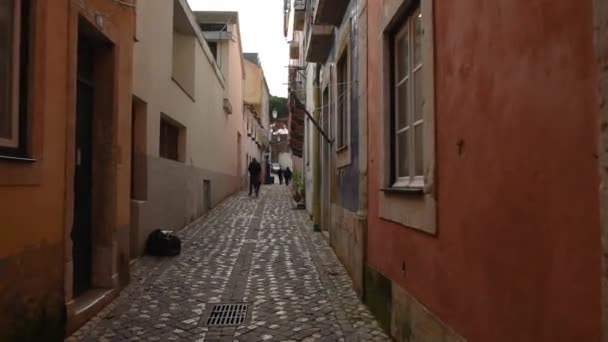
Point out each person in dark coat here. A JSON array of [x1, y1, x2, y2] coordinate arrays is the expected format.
[[248, 158, 262, 197], [284, 167, 293, 186], [277, 168, 284, 185]]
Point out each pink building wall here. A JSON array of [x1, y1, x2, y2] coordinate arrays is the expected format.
[[366, 0, 602, 340]]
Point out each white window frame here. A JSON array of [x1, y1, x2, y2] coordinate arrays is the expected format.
[[392, 7, 423, 189], [0, 0, 22, 149], [336, 51, 349, 151], [378, 0, 437, 235], [334, 26, 352, 169]]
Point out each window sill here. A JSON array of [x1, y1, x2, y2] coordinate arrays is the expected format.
[[381, 187, 424, 195], [336, 145, 348, 153], [0, 154, 37, 163]]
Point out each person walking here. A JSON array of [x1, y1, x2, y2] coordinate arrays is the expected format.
[[284, 167, 293, 186], [277, 167, 284, 185], [248, 158, 262, 197]]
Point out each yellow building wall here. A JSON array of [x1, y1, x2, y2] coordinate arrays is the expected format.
[[244, 59, 263, 111]]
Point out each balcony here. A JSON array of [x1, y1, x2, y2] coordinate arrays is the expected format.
[[290, 40, 299, 59], [305, 24, 333, 63], [293, 0, 306, 31], [314, 0, 349, 26], [288, 61, 306, 103]]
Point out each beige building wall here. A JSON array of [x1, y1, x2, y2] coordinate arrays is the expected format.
[[131, 0, 244, 256], [223, 20, 246, 187]]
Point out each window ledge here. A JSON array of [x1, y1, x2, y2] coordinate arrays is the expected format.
[[381, 187, 424, 195], [336, 145, 348, 153], [171, 77, 195, 103], [0, 154, 36, 163]]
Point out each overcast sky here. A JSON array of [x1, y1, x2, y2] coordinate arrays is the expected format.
[[188, 0, 289, 98]]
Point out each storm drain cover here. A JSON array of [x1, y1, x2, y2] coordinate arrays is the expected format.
[[206, 303, 249, 326]]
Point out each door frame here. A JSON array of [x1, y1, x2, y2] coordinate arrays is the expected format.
[[72, 34, 96, 297], [130, 95, 148, 260], [594, 0, 608, 339], [64, 6, 120, 307]]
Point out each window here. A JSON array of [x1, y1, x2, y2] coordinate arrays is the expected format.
[[159, 117, 183, 162], [0, 0, 29, 156], [379, 1, 436, 234], [336, 53, 348, 149], [392, 7, 423, 188], [208, 41, 218, 61]]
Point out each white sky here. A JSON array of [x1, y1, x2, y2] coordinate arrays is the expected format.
[[188, 0, 289, 97]]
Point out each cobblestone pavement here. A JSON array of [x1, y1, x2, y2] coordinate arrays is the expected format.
[[67, 185, 390, 342]]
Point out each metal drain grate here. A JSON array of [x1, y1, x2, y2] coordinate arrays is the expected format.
[[206, 303, 249, 326]]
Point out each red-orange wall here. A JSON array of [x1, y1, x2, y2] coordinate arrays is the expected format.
[[0, 0, 134, 337], [367, 1, 601, 340]]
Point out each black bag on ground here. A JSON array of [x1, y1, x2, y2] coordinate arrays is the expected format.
[[146, 229, 181, 256]]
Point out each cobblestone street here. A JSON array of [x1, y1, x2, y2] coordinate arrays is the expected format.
[[68, 185, 390, 342]]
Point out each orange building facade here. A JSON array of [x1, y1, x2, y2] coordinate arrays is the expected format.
[[0, 0, 135, 339]]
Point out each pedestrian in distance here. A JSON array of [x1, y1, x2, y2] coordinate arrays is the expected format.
[[284, 167, 293, 186], [277, 167, 284, 185], [248, 158, 262, 197]]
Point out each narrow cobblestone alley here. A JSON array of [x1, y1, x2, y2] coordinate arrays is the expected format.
[[67, 185, 390, 342]]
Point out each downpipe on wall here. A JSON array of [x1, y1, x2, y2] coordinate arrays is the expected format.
[[313, 65, 322, 232]]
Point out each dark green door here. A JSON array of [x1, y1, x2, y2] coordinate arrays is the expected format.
[[72, 36, 95, 297]]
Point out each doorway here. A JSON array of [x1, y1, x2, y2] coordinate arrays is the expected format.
[[130, 96, 148, 260], [203, 180, 212, 211], [72, 34, 95, 297], [595, 0, 608, 338], [70, 17, 116, 297], [237, 133, 242, 190]]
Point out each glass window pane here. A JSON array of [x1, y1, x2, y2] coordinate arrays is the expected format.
[[414, 124, 423, 176], [397, 130, 409, 178], [396, 28, 409, 81], [397, 80, 408, 130], [0, 1, 14, 140], [414, 68, 423, 122], [413, 9, 422, 67]]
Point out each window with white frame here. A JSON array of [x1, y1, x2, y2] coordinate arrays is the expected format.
[[392, 6, 423, 188], [0, 0, 28, 154], [336, 53, 348, 150]]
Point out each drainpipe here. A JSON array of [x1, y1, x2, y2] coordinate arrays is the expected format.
[[313, 65, 321, 232]]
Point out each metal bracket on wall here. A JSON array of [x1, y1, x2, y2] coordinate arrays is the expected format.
[[291, 91, 332, 145]]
